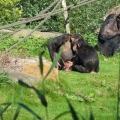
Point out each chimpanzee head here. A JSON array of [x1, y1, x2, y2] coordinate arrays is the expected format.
[[116, 14, 120, 30], [72, 38, 88, 52], [70, 34, 83, 43]]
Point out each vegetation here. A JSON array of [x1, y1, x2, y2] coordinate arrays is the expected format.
[[0, 0, 120, 35], [0, 0, 120, 119], [17, 0, 119, 35], [0, 51, 119, 120], [0, 0, 22, 25], [0, 33, 120, 119]]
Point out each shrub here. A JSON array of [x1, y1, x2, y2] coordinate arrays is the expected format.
[[0, 0, 22, 25]]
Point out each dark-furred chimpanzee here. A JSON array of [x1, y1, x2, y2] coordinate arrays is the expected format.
[[65, 39, 99, 73], [98, 13, 120, 56], [47, 34, 87, 70]]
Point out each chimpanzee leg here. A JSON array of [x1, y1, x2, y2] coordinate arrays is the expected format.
[[101, 36, 120, 56], [94, 61, 99, 73], [100, 42, 115, 56], [72, 65, 90, 73]]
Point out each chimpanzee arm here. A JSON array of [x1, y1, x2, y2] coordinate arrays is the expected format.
[[101, 26, 120, 38], [47, 40, 56, 62], [100, 14, 120, 38], [47, 34, 70, 61]]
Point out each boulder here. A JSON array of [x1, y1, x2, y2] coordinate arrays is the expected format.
[[22, 60, 58, 81], [12, 29, 62, 39], [0, 54, 58, 85]]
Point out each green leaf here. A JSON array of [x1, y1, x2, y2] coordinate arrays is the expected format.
[[53, 111, 70, 120], [66, 99, 79, 120], [18, 80, 32, 89], [33, 87, 47, 107], [89, 111, 95, 120], [18, 80, 47, 107], [0, 103, 11, 119], [13, 105, 21, 120], [0, 106, 3, 120], [18, 103, 42, 120], [38, 51, 45, 75], [43, 49, 62, 80]]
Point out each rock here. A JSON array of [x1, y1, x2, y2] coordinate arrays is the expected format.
[[0, 55, 58, 85], [0, 67, 39, 85], [22, 61, 58, 81], [12, 29, 62, 39]]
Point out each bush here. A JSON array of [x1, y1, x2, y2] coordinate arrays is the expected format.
[[17, 0, 119, 39], [0, 0, 22, 25]]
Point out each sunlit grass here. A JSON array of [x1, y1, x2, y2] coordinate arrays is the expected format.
[[0, 52, 119, 120]]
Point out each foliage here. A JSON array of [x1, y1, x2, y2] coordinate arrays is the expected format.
[[0, 0, 120, 117], [16, 0, 120, 36], [0, 0, 22, 25], [0, 35, 51, 59], [0, 51, 97, 120], [0, 33, 98, 58], [18, 0, 54, 17], [0, 71, 12, 87], [66, 0, 120, 35], [84, 33, 98, 46], [0, 49, 119, 119], [1, 0, 119, 43]]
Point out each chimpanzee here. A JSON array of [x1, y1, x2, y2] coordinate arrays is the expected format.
[[64, 39, 99, 73], [47, 34, 87, 70], [98, 13, 120, 56]]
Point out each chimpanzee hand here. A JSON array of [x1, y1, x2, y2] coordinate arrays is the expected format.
[[64, 61, 73, 71]]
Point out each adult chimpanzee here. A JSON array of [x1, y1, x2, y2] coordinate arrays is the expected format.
[[98, 13, 120, 56], [47, 34, 87, 70], [64, 39, 99, 73]]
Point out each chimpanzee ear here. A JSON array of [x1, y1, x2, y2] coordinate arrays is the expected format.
[[117, 14, 120, 21], [70, 36, 76, 42], [66, 35, 71, 41], [77, 44, 80, 48]]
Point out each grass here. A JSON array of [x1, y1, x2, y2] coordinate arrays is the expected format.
[[0, 51, 119, 120], [0, 35, 119, 119]]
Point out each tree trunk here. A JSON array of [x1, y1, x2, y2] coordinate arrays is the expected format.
[[62, 0, 70, 33]]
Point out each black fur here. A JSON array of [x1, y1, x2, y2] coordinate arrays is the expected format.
[[98, 14, 120, 56], [71, 45, 99, 73]]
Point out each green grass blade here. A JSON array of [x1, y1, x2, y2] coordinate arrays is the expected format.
[[43, 49, 62, 80], [18, 103, 42, 120], [13, 105, 21, 120], [18, 80, 32, 88], [66, 99, 79, 120], [53, 111, 70, 120], [38, 51, 45, 75], [0, 103, 11, 120], [18, 80, 47, 107], [0, 106, 3, 120], [33, 87, 47, 107], [117, 53, 120, 120], [89, 111, 95, 120]]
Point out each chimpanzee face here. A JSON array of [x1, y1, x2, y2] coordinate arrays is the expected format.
[[70, 34, 83, 43], [72, 38, 88, 52], [72, 41, 80, 52], [116, 14, 120, 30]]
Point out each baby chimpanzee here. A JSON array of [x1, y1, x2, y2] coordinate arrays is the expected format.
[[64, 39, 99, 73]]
